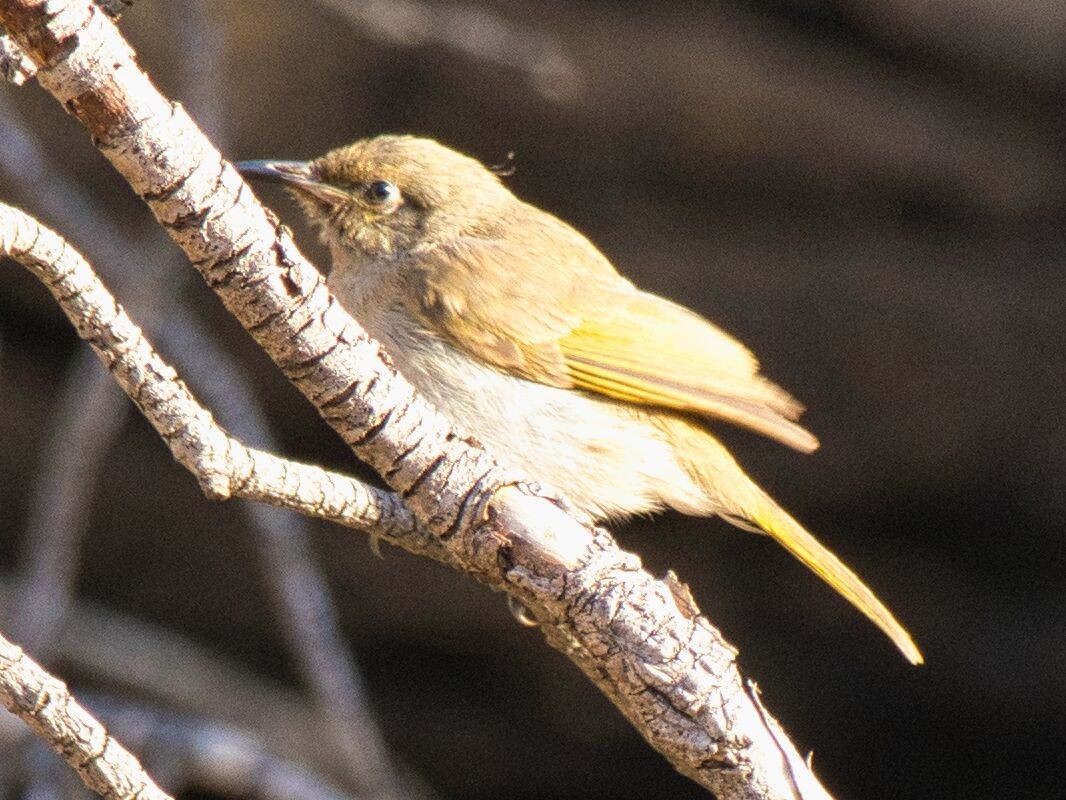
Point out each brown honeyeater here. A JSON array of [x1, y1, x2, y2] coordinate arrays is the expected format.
[[237, 136, 922, 665]]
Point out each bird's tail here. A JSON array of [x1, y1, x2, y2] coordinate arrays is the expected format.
[[661, 417, 923, 665], [742, 490, 923, 665]]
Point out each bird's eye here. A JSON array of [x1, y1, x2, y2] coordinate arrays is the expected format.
[[364, 179, 399, 204]]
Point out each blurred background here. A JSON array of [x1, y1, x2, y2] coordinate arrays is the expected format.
[[0, 1, 1063, 798]]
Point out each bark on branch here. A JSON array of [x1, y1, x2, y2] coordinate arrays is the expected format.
[[0, 626, 172, 800], [0, 200, 444, 562], [0, 1, 835, 797]]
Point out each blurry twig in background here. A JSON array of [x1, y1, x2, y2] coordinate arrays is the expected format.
[[314, 0, 584, 101], [0, 578, 381, 784], [837, 0, 1066, 90], [3, 0, 584, 99], [540, 4, 1062, 216], [13, 352, 127, 655], [79, 696, 366, 800], [167, 316, 416, 797]]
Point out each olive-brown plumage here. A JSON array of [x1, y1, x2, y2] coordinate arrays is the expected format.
[[237, 135, 922, 664]]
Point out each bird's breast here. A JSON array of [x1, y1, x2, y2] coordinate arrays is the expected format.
[[327, 262, 707, 520]]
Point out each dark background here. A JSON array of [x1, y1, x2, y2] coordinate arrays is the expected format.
[[1, 1, 1063, 798]]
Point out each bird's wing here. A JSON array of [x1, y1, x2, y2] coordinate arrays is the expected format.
[[560, 290, 818, 452], [407, 213, 818, 452]]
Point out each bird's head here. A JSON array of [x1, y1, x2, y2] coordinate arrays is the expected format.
[[237, 135, 513, 260]]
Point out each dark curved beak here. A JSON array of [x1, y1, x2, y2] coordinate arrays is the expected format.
[[235, 159, 348, 204]]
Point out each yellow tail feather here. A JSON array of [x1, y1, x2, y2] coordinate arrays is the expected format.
[[659, 416, 923, 664], [747, 495, 924, 665]]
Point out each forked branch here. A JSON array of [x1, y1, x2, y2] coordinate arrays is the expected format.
[[0, 1, 834, 797]]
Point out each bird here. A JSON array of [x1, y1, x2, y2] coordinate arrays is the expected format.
[[236, 135, 922, 664]]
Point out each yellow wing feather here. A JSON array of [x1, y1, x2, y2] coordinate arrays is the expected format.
[[560, 292, 819, 452], [409, 208, 818, 451]]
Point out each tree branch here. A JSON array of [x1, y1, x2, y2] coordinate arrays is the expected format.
[[0, 578, 385, 786], [0, 200, 431, 557], [0, 0, 125, 83], [0, 626, 172, 800], [0, 2, 834, 797], [72, 695, 367, 800], [0, 58, 408, 796]]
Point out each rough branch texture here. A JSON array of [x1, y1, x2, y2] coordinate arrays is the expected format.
[[0, 200, 439, 798], [1, 63, 406, 794], [0, 0, 125, 82], [0, 200, 444, 561], [0, 628, 172, 800], [0, 1, 834, 797]]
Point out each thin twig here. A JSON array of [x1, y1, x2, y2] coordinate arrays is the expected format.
[[0, 202, 430, 557], [0, 626, 172, 800], [167, 315, 411, 796], [313, 0, 584, 101], [85, 695, 365, 800]]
